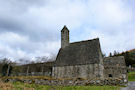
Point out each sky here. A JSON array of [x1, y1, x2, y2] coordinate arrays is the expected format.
[[0, 0, 135, 61]]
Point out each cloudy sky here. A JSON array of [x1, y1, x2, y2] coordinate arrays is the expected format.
[[0, 0, 135, 60]]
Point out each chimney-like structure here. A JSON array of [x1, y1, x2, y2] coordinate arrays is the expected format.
[[61, 25, 69, 48]]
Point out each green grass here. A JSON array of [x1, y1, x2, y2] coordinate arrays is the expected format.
[[128, 72, 135, 81], [12, 82, 119, 90]]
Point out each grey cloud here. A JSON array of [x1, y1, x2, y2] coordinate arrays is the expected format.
[[0, 0, 134, 60], [0, 17, 23, 31], [0, 0, 60, 60]]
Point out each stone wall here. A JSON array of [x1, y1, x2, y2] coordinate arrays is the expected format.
[[103, 56, 127, 82], [52, 64, 104, 79], [4, 78, 127, 86]]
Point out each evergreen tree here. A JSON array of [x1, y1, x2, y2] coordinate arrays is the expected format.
[[124, 51, 135, 66], [113, 50, 117, 56], [109, 52, 112, 57]]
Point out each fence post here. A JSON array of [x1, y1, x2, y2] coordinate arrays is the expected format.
[[6, 63, 11, 76], [26, 66, 29, 76]]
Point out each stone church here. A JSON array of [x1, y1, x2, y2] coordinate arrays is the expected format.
[[52, 26, 127, 81]]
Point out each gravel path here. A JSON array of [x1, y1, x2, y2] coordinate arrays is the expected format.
[[121, 82, 135, 90]]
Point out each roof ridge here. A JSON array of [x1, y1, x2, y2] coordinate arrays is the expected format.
[[70, 38, 99, 44]]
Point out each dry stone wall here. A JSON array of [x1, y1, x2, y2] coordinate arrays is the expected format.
[[4, 78, 127, 86]]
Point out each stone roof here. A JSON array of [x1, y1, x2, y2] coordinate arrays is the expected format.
[[54, 38, 102, 66], [61, 25, 69, 32]]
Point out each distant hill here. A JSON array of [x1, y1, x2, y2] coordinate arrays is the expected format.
[[127, 49, 135, 52], [128, 49, 135, 57]]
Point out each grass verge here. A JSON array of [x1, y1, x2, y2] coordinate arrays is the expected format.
[[12, 82, 120, 90], [0, 81, 120, 90], [128, 72, 135, 81]]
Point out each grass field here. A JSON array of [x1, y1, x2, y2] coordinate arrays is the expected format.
[[128, 72, 135, 81]]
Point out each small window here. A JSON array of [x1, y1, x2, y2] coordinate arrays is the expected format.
[[108, 74, 112, 77]]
